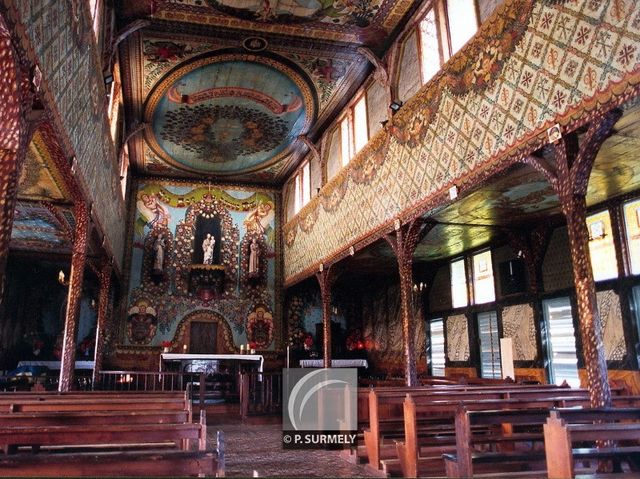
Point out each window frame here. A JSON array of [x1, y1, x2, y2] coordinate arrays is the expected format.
[[293, 160, 311, 215], [428, 317, 446, 376]]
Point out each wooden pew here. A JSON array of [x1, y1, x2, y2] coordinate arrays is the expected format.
[[544, 409, 640, 478], [1, 396, 190, 414], [0, 409, 190, 427], [442, 405, 640, 478], [364, 385, 588, 470]]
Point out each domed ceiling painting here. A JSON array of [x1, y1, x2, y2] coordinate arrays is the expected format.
[[145, 55, 316, 175]]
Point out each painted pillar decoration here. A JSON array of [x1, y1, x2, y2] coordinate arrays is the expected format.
[[92, 261, 112, 386], [384, 219, 434, 387], [0, 14, 39, 297], [126, 183, 277, 355], [523, 110, 621, 408], [316, 265, 336, 369], [59, 201, 90, 392]]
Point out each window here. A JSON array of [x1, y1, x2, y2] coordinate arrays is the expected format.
[[419, 9, 440, 84], [586, 210, 618, 281], [624, 199, 640, 275], [445, 0, 478, 55], [543, 297, 580, 387], [89, 0, 102, 42], [429, 318, 446, 376], [339, 95, 369, 167], [353, 96, 368, 154], [477, 311, 501, 379], [418, 0, 478, 85], [450, 258, 468, 308], [340, 116, 351, 167], [293, 162, 311, 214], [472, 250, 495, 304]]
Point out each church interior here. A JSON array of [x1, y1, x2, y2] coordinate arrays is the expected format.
[[1, 0, 640, 477]]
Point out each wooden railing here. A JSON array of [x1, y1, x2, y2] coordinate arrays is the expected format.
[[240, 372, 282, 418]]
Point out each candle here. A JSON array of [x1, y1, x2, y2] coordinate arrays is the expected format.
[[183, 344, 187, 352], [250, 348, 255, 355], [240, 344, 245, 353]]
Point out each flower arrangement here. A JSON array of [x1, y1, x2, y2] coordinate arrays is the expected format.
[[161, 340, 172, 352], [346, 329, 364, 351], [303, 333, 313, 351]]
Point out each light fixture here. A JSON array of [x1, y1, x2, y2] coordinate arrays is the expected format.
[[449, 185, 458, 200], [349, 246, 355, 256], [389, 101, 403, 113], [588, 221, 606, 241], [58, 270, 69, 286], [413, 282, 426, 292], [104, 74, 114, 88]]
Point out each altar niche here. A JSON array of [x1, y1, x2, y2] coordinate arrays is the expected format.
[[193, 216, 222, 266]]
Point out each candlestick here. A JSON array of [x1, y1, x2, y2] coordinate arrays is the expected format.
[[240, 344, 245, 354]]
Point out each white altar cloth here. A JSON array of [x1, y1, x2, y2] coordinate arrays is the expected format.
[[17, 360, 95, 370], [160, 353, 264, 373]]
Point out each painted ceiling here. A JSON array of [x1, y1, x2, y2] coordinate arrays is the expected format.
[[118, 0, 417, 182], [144, 54, 315, 175]]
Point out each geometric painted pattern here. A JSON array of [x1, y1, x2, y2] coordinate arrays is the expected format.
[[13, 0, 125, 266], [284, 0, 640, 283]]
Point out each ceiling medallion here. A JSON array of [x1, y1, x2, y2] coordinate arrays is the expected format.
[[144, 53, 316, 176], [243, 37, 268, 52]]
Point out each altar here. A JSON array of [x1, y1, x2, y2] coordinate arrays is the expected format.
[[160, 353, 264, 373]]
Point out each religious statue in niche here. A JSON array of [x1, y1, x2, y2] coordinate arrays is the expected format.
[[126, 301, 158, 345], [202, 233, 216, 265], [153, 233, 166, 275], [193, 215, 221, 265], [248, 238, 260, 277]]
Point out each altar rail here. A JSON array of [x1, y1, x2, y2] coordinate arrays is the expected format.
[[240, 372, 282, 418]]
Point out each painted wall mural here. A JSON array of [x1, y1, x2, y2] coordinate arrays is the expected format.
[[283, 0, 640, 283], [501, 304, 537, 361], [123, 181, 279, 351], [144, 54, 316, 175], [446, 314, 469, 362], [597, 290, 626, 361]]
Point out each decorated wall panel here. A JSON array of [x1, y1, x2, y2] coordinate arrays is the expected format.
[[121, 180, 279, 354], [446, 314, 469, 362], [596, 290, 627, 361], [284, 0, 640, 283], [397, 30, 421, 104], [366, 80, 388, 139], [13, 0, 125, 266], [325, 126, 342, 182], [501, 303, 537, 361], [480, 0, 506, 22]]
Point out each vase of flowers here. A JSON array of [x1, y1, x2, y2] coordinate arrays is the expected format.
[[161, 340, 171, 353]]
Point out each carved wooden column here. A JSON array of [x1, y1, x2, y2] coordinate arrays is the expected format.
[[384, 219, 434, 386], [316, 266, 336, 368], [92, 261, 112, 388], [0, 16, 31, 297], [59, 201, 90, 391], [523, 110, 621, 407]]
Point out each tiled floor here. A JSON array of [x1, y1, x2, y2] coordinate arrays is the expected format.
[[210, 421, 377, 478]]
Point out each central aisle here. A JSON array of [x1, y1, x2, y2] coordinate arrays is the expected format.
[[211, 422, 378, 477]]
